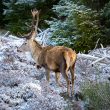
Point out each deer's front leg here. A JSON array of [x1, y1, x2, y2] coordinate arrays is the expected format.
[[55, 72, 62, 87], [46, 69, 50, 83]]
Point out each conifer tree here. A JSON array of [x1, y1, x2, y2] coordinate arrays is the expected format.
[[48, 0, 102, 52], [3, 0, 60, 34], [0, 0, 5, 28]]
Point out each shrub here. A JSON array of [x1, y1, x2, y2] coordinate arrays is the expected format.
[[81, 82, 110, 110]]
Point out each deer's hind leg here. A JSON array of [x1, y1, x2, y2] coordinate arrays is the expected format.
[[60, 60, 71, 96], [62, 70, 71, 97], [70, 63, 75, 95], [61, 64, 70, 96]]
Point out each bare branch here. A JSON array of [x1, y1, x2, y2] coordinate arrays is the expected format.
[[3, 31, 10, 37], [94, 38, 100, 49]]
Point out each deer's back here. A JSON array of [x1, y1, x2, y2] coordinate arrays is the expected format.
[[38, 46, 77, 71]]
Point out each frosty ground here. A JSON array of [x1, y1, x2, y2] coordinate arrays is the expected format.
[[0, 33, 110, 110]]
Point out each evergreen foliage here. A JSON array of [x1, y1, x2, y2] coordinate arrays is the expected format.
[[73, 7, 102, 52], [101, 1, 110, 46], [48, 0, 110, 52], [0, 0, 5, 28], [4, 0, 34, 34], [1, 0, 110, 52], [3, 0, 60, 34]]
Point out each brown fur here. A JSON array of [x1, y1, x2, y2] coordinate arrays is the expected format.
[[18, 9, 77, 97], [32, 40, 77, 96]]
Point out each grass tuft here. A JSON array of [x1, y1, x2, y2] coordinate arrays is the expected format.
[[81, 82, 110, 110]]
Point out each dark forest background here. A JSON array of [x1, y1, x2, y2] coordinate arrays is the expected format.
[[0, 0, 110, 52]]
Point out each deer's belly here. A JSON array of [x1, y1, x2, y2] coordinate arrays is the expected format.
[[47, 63, 59, 72]]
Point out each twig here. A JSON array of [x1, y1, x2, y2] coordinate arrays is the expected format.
[[88, 57, 106, 66], [100, 44, 104, 49], [3, 31, 10, 37], [94, 38, 100, 49]]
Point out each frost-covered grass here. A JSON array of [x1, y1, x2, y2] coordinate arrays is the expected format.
[[81, 82, 110, 110], [0, 34, 68, 110], [1, 31, 110, 110]]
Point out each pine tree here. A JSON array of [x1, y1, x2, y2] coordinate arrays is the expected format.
[[101, 1, 110, 46], [4, 0, 35, 34], [48, 0, 102, 52], [47, 0, 77, 47], [0, 0, 5, 28], [3, 0, 60, 34]]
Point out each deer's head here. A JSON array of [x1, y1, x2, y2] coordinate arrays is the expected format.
[[17, 9, 41, 52]]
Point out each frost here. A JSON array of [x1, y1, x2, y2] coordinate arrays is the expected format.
[[15, 0, 36, 5], [0, 32, 110, 110], [0, 34, 67, 110]]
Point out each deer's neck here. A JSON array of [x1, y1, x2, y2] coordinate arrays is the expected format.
[[28, 39, 42, 60]]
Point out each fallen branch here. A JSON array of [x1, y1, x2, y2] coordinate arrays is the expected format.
[[94, 38, 100, 49], [77, 53, 99, 60], [3, 31, 10, 37], [88, 57, 106, 66], [78, 53, 110, 66]]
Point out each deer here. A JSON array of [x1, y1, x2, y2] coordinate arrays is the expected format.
[[17, 9, 77, 97]]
